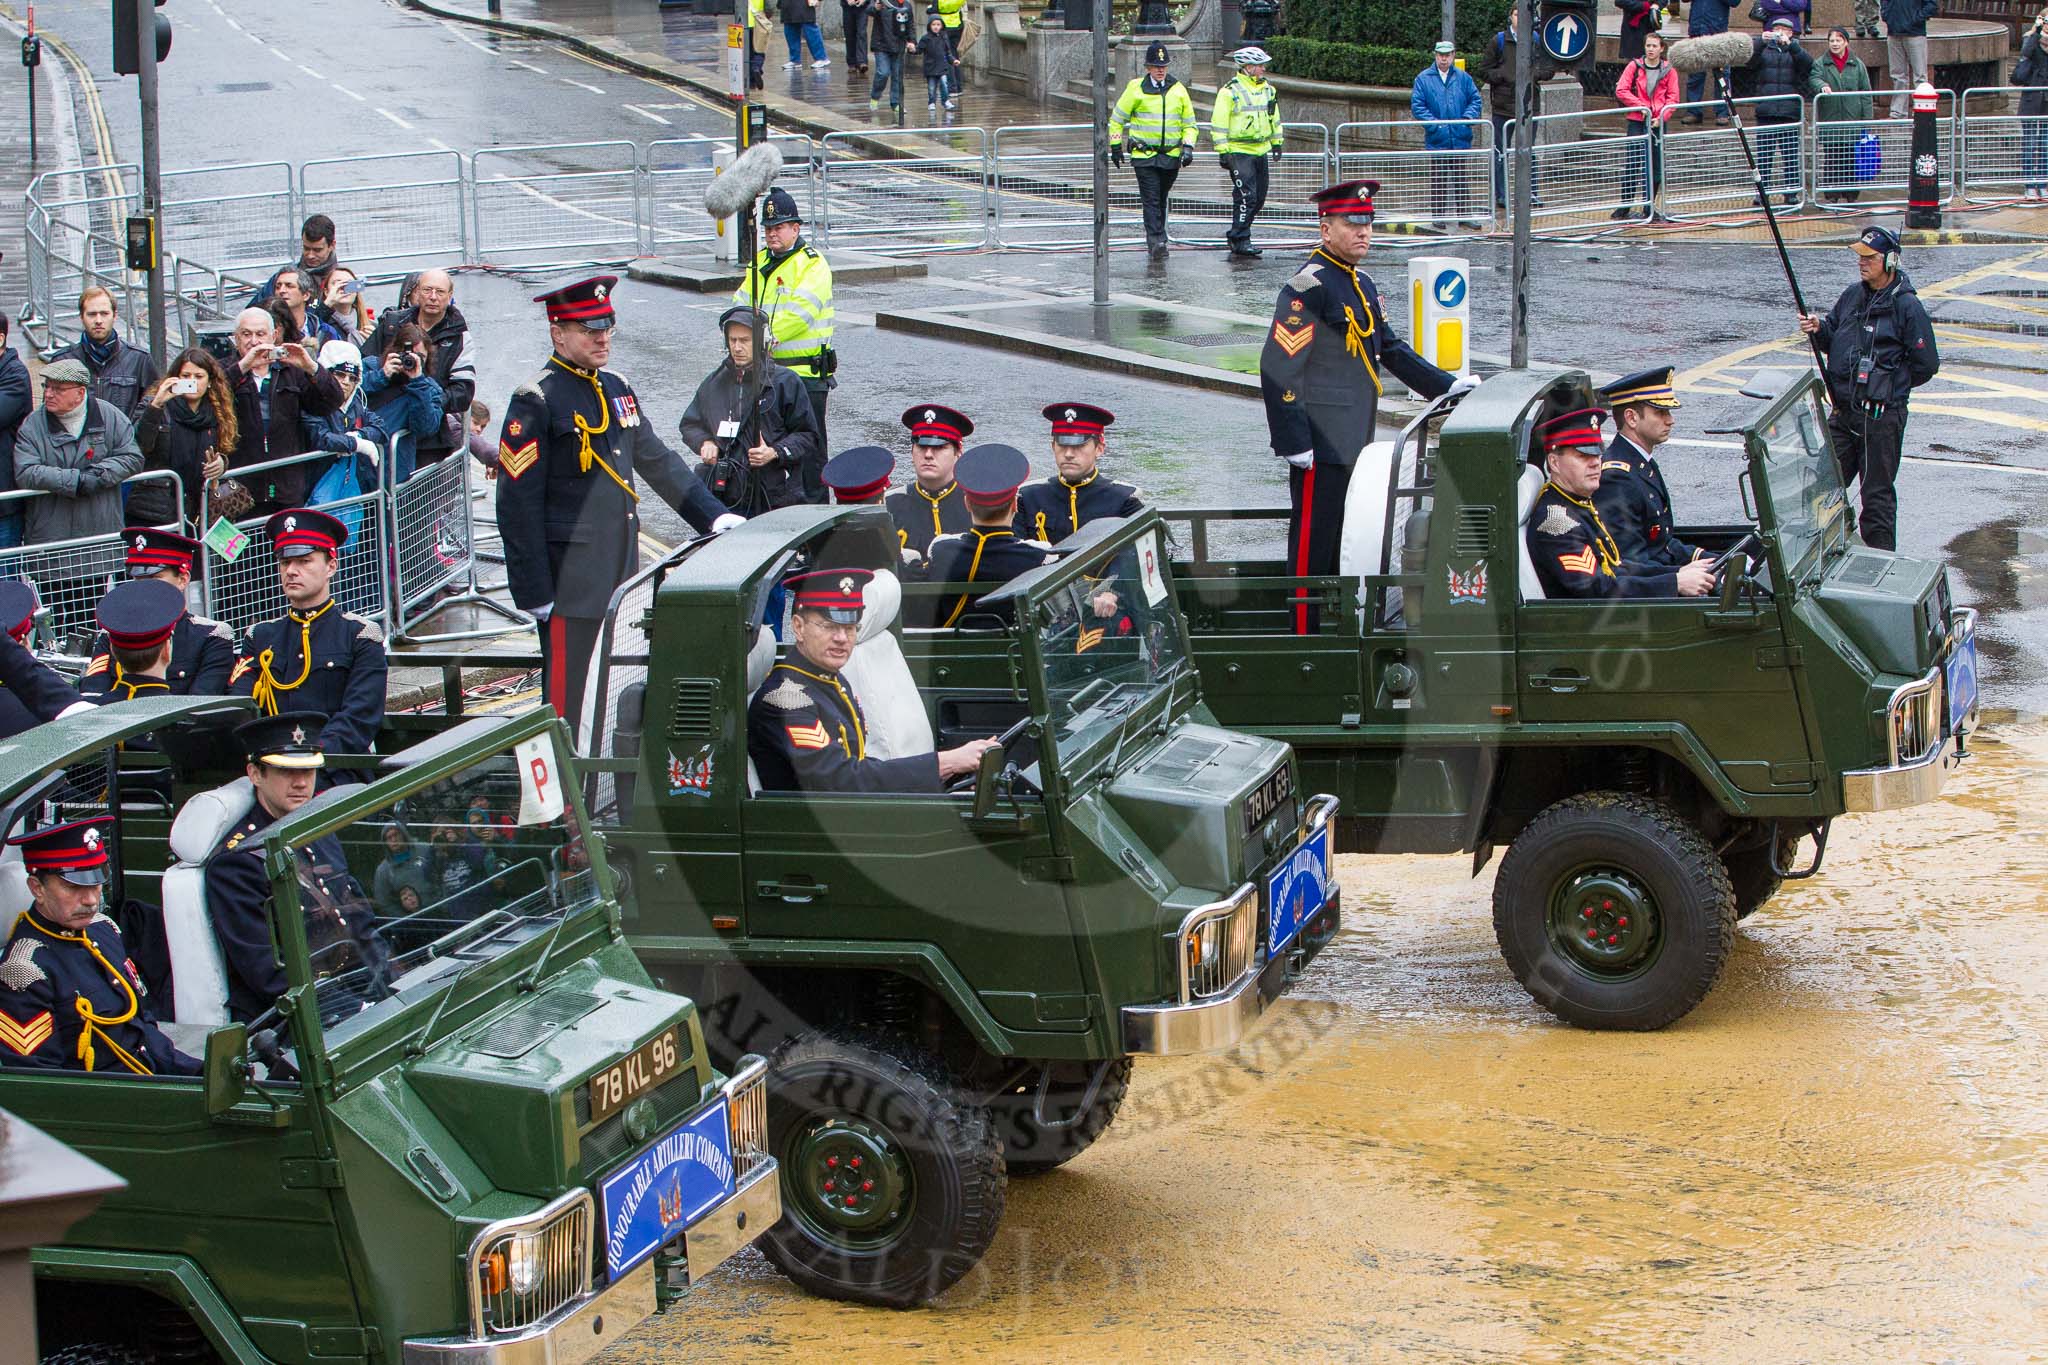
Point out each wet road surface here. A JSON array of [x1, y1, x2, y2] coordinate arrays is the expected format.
[[617, 721, 2048, 1360]]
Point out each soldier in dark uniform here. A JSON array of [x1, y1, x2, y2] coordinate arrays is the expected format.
[[823, 447, 894, 505], [83, 579, 185, 706], [1526, 409, 1716, 601], [1016, 402, 1144, 545], [1596, 367, 1705, 572], [886, 403, 973, 565], [0, 816, 197, 1075], [747, 568, 996, 794], [919, 445, 1054, 629], [496, 275, 739, 726], [228, 509, 387, 773], [204, 712, 391, 1026], [0, 581, 84, 740], [78, 528, 234, 697], [1261, 180, 1467, 633]]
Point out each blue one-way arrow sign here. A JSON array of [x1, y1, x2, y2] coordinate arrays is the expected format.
[[1541, 11, 1589, 62]]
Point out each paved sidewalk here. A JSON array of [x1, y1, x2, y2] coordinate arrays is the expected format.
[[0, 34, 60, 323]]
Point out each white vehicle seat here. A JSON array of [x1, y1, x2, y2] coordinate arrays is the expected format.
[[0, 844, 29, 937], [162, 778, 251, 1030], [1338, 437, 1421, 628], [840, 570, 935, 762], [744, 625, 776, 795], [1515, 464, 1548, 601]]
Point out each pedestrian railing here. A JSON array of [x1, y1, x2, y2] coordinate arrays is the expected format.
[[1167, 123, 1329, 247], [819, 128, 991, 253], [1957, 87, 2044, 202], [991, 123, 1151, 249], [1810, 89, 1955, 209], [473, 140, 644, 264], [1656, 96, 1796, 219], [302, 150, 470, 270], [386, 450, 528, 644], [0, 471, 188, 650], [646, 133, 819, 257], [159, 161, 297, 280], [1512, 107, 1651, 226], [1333, 119, 1492, 231]]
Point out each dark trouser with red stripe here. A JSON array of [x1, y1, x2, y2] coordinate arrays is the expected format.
[[540, 613, 604, 734], [1288, 459, 1351, 635]]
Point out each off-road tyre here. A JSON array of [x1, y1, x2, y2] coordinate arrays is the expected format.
[[759, 1030, 1005, 1308], [1493, 792, 1736, 1031], [1723, 832, 1801, 921], [990, 1057, 1133, 1176], [42, 1345, 148, 1365]]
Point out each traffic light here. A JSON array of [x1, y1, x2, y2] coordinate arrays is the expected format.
[[125, 215, 158, 272], [1534, 0, 1596, 80], [20, 33, 40, 68], [112, 0, 171, 76]]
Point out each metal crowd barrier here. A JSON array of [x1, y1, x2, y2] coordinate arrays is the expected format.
[[1334, 119, 1492, 230], [473, 139, 643, 263], [386, 450, 527, 644], [1956, 87, 2041, 203], [990, 123, 1150, 249], [0, 471, 188, 648], [1810, 88, 1954, 209], [1657, 96, 1795, 220], [819, 128, 991, 253], [1167, 123, 1330, 247], [645, 132, 818, 257], [196, 450, 385, 632], [302, 150, 469, 270]]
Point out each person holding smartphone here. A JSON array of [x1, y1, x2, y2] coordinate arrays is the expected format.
[[224, 307, 346, 517], [133, 349, 237, 526]]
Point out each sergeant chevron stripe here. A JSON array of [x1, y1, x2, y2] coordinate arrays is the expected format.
[[1556, 547, 1599, 576], [785, 721, 830, 750], [0, 1009, 54, 1056], [499, 440, 540, 480], [1271, 320, 1314, 356]]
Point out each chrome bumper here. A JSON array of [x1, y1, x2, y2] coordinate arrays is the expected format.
[[401, 1165, 780, 1365], [1123, 887, 1342, 1056], [1843, 728, 1963, 813]]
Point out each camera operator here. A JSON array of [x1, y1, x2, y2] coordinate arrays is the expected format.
[[360, 323, 446, 485], [677, 305, 824, 519]]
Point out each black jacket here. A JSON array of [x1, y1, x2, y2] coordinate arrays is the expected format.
[[1479, 29, 1520, 114], [132, 396, 225, 524], [2018, 30, 2048, 118], [676, 359, 824, 517], [0, 344, 29, 500], [51, 336, 160, 422], [224, 360, 346, 509], [1745, 34, 1815, 122], [1811, 270, 1941, 407], [361, 304, 476, 463], [1879, 0, 1937, 38], [0, 632, 82, 739], [870, 0, 913, 53], [1615, 0, 1658, 61], [915, 30, 954, 76]]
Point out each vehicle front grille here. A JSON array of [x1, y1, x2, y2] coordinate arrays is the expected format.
[[723, 1055, 770, 1183], [577, 1071, 702, 1179], [1889, 667, 1944, 766], [1177, 887, 1256, 1003], [469, 1190, 593, 1337]]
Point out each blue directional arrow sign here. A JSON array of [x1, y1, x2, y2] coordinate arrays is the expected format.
[[1435, 269, 1467, 309], [1541, 10, 1589, 62]]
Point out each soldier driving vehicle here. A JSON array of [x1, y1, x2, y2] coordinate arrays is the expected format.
[[79, 528, 234, 697], [496, 275, 742, 725], [1596, 368, 1706, 571], [1017, 402, 1144, 546], [1526, 408, 1716, 600], [732, 188, 838, 449], [920, 443, 1053, 628], [887, 402, 973, 563]]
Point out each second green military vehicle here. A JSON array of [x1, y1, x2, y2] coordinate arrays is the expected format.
[[409, 504, 1341, 1309], [5, 699, 777, 1365], [1160, 367, 1980, 1031]]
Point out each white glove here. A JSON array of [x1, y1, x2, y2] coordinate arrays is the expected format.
[[899, 545, 925, 568], [530, 602, 553, 623], [1284, 452, 1315, 469], [1448, 373, 1479, 396], [712, 512, 746, 533], [353, 435, 380, 464]]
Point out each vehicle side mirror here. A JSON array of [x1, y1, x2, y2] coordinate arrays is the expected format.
[[971, 744, 1007, 820], [204, 1024, 248, 1115]]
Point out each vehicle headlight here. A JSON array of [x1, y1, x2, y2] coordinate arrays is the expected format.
[[1187, 924, 1222, 975], [506, 1233, 543, 1295]]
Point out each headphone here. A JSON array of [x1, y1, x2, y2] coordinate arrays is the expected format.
[[1884, 247, 1900, 272]]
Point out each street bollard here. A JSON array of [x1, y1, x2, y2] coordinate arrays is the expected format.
[[1408, 256, 1470, 377], [1906, 81, 1941, 231], [711, 144, 735, 263]]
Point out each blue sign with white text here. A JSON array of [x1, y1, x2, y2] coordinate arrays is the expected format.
[[599, 1098, 734, 1279], [1267, 822, 1331, 956], [1542, 10, 1590, 61]]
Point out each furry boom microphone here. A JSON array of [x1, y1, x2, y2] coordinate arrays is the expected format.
[[1666, 31, 1756, 73], [702, 141, 785, 219]]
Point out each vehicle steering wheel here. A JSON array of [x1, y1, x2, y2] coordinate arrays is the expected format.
[[1707, 532, 1762, 578], [946, 716, 1037, 792]]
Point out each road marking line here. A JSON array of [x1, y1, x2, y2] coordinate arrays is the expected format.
[[1910, 403, 2048, 435], [268, 44, 292, 60], [510, 59, 546, 73], [223, 16, 244, 31], [1663, 437, 1744, 450], [444, 25, 495, 54], [561, 78, 606, 94], [378, 107, 415, 130], [623, 104, 672, 126], [295, 63, 323, 79], [429, 138, 455, 152], [505, 178, 639, 232], [332, 83, 367, 102]]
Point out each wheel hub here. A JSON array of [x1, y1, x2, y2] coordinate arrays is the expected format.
[[788, 1118, 909, 1237], [1550, 869, 1659, 975]]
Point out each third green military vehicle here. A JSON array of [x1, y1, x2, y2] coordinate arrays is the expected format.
[[402, 505, 1341, 1309], [5, 700, 777, 1365], [1159, 366, 1980, 1031]]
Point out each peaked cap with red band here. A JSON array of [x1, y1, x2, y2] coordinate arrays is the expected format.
[[1537, 407, 1609, 457], [0, 580, 38, 643], [533, 275, 618, 330], [1042, 402, 1115, 446], [822, 447, 895, 504], [123, 526, 200, 579], [957, 444, 1032, 508], [901, 403, 974, 448], [787, 567, 875, 624], [265, 507, 349, 559], [9, 816, 115, 886], [96, 579, 186, 652], [1312, 179, 1379, 223]]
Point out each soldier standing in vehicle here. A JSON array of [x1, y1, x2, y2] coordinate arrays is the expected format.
[[1596, 368, 1707, 572], [822, 446, 895, 506], [886, 403, 973, 564], [1526, 409, 1716, 600], [496, 276, 740, 725], [1016, 403, 1143, 545], [81, 580, 185, 706], [78, 529, 233, 697], [1211, 46, 1283, 260], [1110, 42, 1200, 261], [732, 190, 838, 451], [0, 817, 198, 1075], [1796, 226, 1940, 552], [748, 568, 995, 793], [0, 581, 85, 740], [920, 444, 1052, 628], [1262, 180, 1465, 633]]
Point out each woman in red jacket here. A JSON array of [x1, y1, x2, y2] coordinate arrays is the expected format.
[[1614, 31, 1681, 221]]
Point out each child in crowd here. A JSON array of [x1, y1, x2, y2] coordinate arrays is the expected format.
[[467, 399, 498, 478], [916, 16, 958, 113]]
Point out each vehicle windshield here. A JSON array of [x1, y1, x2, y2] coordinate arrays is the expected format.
[[1034, 527, 1191, 768], [279, 734, 603, 1044], [1751, 385, 1850, 579]]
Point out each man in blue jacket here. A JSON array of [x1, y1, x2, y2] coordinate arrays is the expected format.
[[1680, 0, 1733, 121], [1411, 42, 1483, 228]]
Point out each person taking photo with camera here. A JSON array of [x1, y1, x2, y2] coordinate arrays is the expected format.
[[360, 323, 445, 484]]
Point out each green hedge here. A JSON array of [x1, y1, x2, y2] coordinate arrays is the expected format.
[[1266, 35, 1444, 89], [1279, 0, 1513, 58]]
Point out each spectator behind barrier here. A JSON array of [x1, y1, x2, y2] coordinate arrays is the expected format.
[[361, 269, 474, 470], [1811, 26, 1875, 205], [0, 313, 29, 549], [268, 268, 341, 351], [133, 348, 238, 527], [300, 341, 391, 518], [360, 323, 445, 486], [371, 822, 430, 919], [224, 308, 346, 517], [51, 286, 160, 421], [11, 357, 143, 546], [249, 213, 341, 308], [465, 399, 498, 477], [319, 265, 372, 346], [1411, 41, 1483, 228]]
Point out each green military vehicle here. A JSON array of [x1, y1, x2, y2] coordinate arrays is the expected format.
[[1157, 366, 1980, 1031], [3, 699, 779, 1365], [412, 504, 1340, 1309]]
